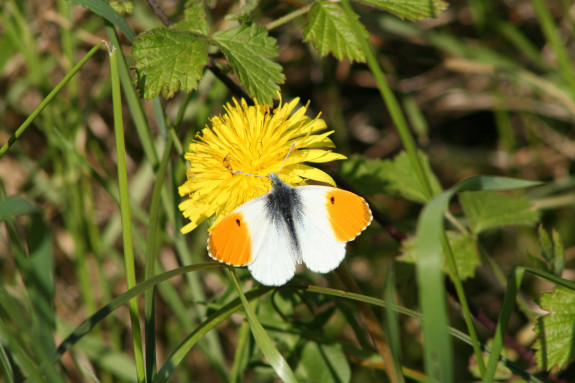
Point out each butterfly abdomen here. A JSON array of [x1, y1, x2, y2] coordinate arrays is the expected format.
[[267, 178, 303, 255]]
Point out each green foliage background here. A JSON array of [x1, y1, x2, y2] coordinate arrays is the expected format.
[[1, 0, 575, 382]]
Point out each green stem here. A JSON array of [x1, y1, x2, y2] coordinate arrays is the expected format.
[[109, 44, 146, 383], [228, 268, 297, 383], [336, 265, 402, 383], [339, 0, 433, 201], [144, 133, 175, 381], [0, 41, 104, 158], [530, 0, 575, 100], [441, 234, 486, 377], [265, 4, 312, 31]]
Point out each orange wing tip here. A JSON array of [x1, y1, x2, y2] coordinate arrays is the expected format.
[[326, 189, 373, 242], [207, 212, 253, 266]]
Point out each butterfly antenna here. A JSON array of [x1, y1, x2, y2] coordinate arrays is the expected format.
[[278, 141, 296, 175], [232, 169, 268, 179]]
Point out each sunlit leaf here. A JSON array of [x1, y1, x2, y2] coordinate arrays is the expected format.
[[533, 286, 575, 370], [69, 0, 136, 41], [340, 151, 442, 203], [304, 1, 367, 62], [459, 190, 539, 234], [415, 175, 540, 382], [0, 196, 36, 221], [225, 0, 261, 22], [400, 230, 480, 280], [173, 2, 210, 36], [132, 28, 208, 99], [213, 25, 284, 104], [352, 0, 448, 21], [295, 342, 351, 383]]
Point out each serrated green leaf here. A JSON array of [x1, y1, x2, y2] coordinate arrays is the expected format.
[[132, 28, 208, 99], [533, 286, 575, 370], [225, 0, 261, 22], [109, 0, 133, 16], [460, 190, 539, 234], [212, 25, 284, 104], [338, 155, 388, 195], [304, 1, 367, 62], [534, 226, 566, 276], [173, 2, 210, 36], [295, 342, 351, 383], [340, 151, 441, 203], [400, 231, 480, 280], [352, 0, 448, 21]]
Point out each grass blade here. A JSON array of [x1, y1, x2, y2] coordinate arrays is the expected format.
[[0, 42, 104, 158], [416, 176, 541, 382], [67, 0, 136, 41], [56, 263, 222, 358], [228, 267, 298, 383], [144, 134, 174, 381], [109, 44, 145, 383], [339, 0, 434, 202], [154, 286, 271, 383]]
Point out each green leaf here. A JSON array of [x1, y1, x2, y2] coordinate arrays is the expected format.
[[459, 190, 540, 234], [304, 1, 367, 62], [295, 342, 351, 383], [225, 0, 261, 22], [400, 231, 480, 280], [352, 0, 448, 21], [340, 151, 442, 203], [228, 268, 298, 383], [533, 286, 575, 370], [468, 340, 513, 381], [173, 2, 210, 36], [109, 0, 133, 16], [415, 176, 540, 382], [535, 226, 565, 276], [67, 0, 137, 41], [213, 25, 285, 104], [0, 196, 37, 221], [56, 263, 222, 359], [132, 28, 208, 99]]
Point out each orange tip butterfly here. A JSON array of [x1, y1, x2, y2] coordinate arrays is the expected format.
[[207, 172, 373, 286]]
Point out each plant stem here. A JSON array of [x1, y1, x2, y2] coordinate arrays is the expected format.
[[109, 44, 146, 383], [0, 42, 104, 158]]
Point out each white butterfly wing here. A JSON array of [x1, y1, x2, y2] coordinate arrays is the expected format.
[[208, 194, 301, 286], [295, 186, 372, 273], [242, 199, 302, 286]]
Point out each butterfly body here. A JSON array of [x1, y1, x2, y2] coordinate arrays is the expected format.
[[208, 173, 372, 286]]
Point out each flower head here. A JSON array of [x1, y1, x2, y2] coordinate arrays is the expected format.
[[178, 97, 346, 233]]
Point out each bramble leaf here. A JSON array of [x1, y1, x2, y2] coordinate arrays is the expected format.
[[225, 0, 261, 22], [304, 1, 367, 62], [295, 342, 351, 383], [132, 28, 208, 99], [352, 0, 448, 21], [213, 25, 284, 104], [340, 151, 442, 203], [459, 190, 539, 234], [173, 2, 210, 36], [533, 286, 575, 370], [400, 230, 480, 280]]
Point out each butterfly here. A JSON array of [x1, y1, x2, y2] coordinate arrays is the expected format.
[[207, 172, 372, 286]]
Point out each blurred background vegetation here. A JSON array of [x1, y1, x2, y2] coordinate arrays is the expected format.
[[1, 0, 574, 382]]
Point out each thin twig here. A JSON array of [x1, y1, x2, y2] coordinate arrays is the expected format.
[[146, 0, 173, 26]]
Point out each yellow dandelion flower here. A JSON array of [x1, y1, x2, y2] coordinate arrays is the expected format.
[[178, 97, 346, 234]]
